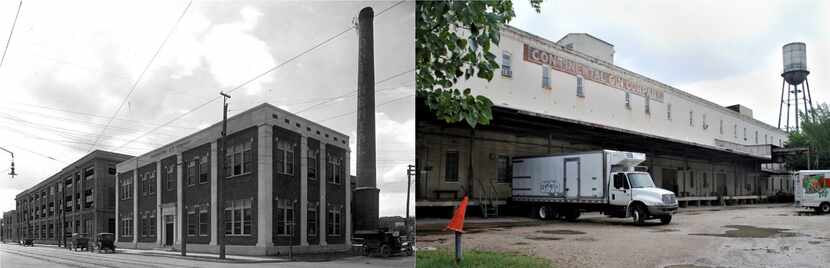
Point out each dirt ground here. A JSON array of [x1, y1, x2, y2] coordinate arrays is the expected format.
[[416, 205, 830, 268]]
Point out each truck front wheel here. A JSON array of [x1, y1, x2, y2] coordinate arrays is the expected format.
[[537, 206, 550, 220], [631, 205, 646, 225], [659, 215, 672, 225], [819, 202, 830, 214]]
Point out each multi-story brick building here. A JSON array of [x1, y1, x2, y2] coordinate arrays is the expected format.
[[115, 103, 351, 255], [13, 150, 132, 245], [2, 210, 16, 242]]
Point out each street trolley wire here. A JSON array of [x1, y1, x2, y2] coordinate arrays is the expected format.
[[293, 68, 414, 115], [88, 0, 193, 153], [114, 1, 410, 152], [0, 0, 23, 68]]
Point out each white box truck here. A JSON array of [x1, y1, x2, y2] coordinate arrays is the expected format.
[[794, 170, 830, 213], [512, 150, 679, 225]]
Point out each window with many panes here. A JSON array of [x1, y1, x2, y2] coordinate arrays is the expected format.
[[187, 159, 196, 186], [141, 173, 148, 196], [307, 205, 317, 237], [576, 76, 584, 97], [199, 154, 209, 184], [308, 148, 319, 180], [326, 153, 343, 184], [84, 167, 94, 180], [625, 92, 631, 109], [165, 164, 175, 191], [224, 199, 252, 235], [276, 139, 295, 175], [327, 206, 341, 236], [199, 208, 209, 236], [645, 95, 650, 114], [225, 140, 253, 177], [276, 199, 295, 236], [187, 209, 197, 236], [149, 212, 156, 238], [541, 65, 550, 89]]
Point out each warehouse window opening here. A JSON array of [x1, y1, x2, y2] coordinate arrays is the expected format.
[[165, 164, 175, 191], [542, 65, 551, 89], [496, 155, 512, 183], [577, 76, 584, 97], [327, 206, 342, 237], [187, 209, 197, 236], [689, 111, 694, 127], [667, 103, 672, 120], [327, 153, 344, 184], [645, 95, 650, 114], [199, 207, 209, 236], [308, 205, 317, 237], [501, 51, 512, 78], [445, 151, 459, 182], [187, 160, 196, 186], [625, 92, 631, 109]]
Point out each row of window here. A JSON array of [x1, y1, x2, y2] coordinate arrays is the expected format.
[[515, 49, 784, 147]]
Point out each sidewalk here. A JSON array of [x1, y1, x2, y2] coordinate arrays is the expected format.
[[118, 248, 289, 263]]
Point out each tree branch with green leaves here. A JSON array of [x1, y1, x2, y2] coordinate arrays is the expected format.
[[416, 0, 542, 128]]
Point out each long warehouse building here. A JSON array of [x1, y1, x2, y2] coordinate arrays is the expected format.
[[12, 150, 132, 245], [115, 103, 351, 256], [417, 25, 794, 217]]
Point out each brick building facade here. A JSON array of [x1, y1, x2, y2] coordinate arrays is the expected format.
[[115, 103, 351, 255], [13, 150, 132, 245]]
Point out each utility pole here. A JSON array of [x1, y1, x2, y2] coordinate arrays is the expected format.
[[0, 146, 17, 178], [218, 91, 230, 259], [406, 165, 414, 243], [181, 156, 187, 256]]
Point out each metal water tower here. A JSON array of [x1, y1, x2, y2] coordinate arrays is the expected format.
[[778, 42, 815, 132]]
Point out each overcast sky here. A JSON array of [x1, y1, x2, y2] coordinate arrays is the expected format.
[[511, 0, 829, 128], [0, 0, 414, 216]]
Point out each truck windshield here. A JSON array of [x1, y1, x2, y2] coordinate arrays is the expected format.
[[628, 173, 655, 188]]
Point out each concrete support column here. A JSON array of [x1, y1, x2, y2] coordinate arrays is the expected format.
[[133, 165, 138, 247], [210, 141, 218, 246], [319, 143, 327, 246], [300, 136, 308, 246], [345, 148, 351, 245], [175, 153, 183, 246], [256, 125, 274, 247], [157, 162, 162, 246]]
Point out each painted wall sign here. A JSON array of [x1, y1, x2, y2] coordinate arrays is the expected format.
[[523, 44, 665, 102]]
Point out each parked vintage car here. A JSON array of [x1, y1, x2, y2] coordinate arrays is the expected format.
[[21, 238, 33, 247], [96, 233, 116, 253], [67, 233, 90, 251]]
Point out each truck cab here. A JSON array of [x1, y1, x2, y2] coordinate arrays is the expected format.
[[608, 171, 678, 224]]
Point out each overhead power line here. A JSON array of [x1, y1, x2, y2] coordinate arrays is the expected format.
[[114, 1, 409, 152], [0, 0, 23, 68], [89, 0, 193, 153], [294, 68, 414, 115], [318, 94, 414, 123]]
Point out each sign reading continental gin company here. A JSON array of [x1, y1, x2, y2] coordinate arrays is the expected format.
[[523, 44, 664, 102]]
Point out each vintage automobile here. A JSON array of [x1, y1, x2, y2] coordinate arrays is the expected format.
[[95, 233, 116, 253], [356, 230, 413, 258], [21, 238, 33, 247], [68, 233, 90, 251]]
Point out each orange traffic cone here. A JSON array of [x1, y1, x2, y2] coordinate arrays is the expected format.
[[445, 196, 468, 233]]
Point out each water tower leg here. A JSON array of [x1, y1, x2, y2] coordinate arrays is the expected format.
[[806, 78, 815, 117], [778, 79, 786, 129], [793, 82, 799, 132], [786, 84, 791, 132]]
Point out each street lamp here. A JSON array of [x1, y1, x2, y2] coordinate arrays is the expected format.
[[0, 146, 17, 178]]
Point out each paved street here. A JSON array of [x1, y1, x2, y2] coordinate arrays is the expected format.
[[416, 204, 830, 268], [0, 244, 414, 268]]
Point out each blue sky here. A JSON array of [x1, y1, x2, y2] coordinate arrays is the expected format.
[[510, 0, 829, 127]]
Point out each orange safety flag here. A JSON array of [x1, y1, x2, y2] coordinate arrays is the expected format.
[[445, 196, 469, 233]]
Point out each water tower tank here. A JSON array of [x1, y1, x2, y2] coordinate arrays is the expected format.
[[782, 42, 809, 85]]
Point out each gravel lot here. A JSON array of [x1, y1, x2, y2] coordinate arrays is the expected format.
[[416, 204, 830, 268]]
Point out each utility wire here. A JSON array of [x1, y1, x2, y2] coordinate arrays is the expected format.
[[294, 68, 414, 115], [318, 94, 414, 123], [114, 2, 408, 152], [5, 144, 66, 163], [88, 0, 192, 153], [0, 0, 22, 68]]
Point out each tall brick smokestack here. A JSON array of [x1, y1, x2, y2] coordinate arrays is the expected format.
[[354, 6, 379, 232]]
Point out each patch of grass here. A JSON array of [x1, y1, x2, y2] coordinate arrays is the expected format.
[[416, 249, 552, 268]]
